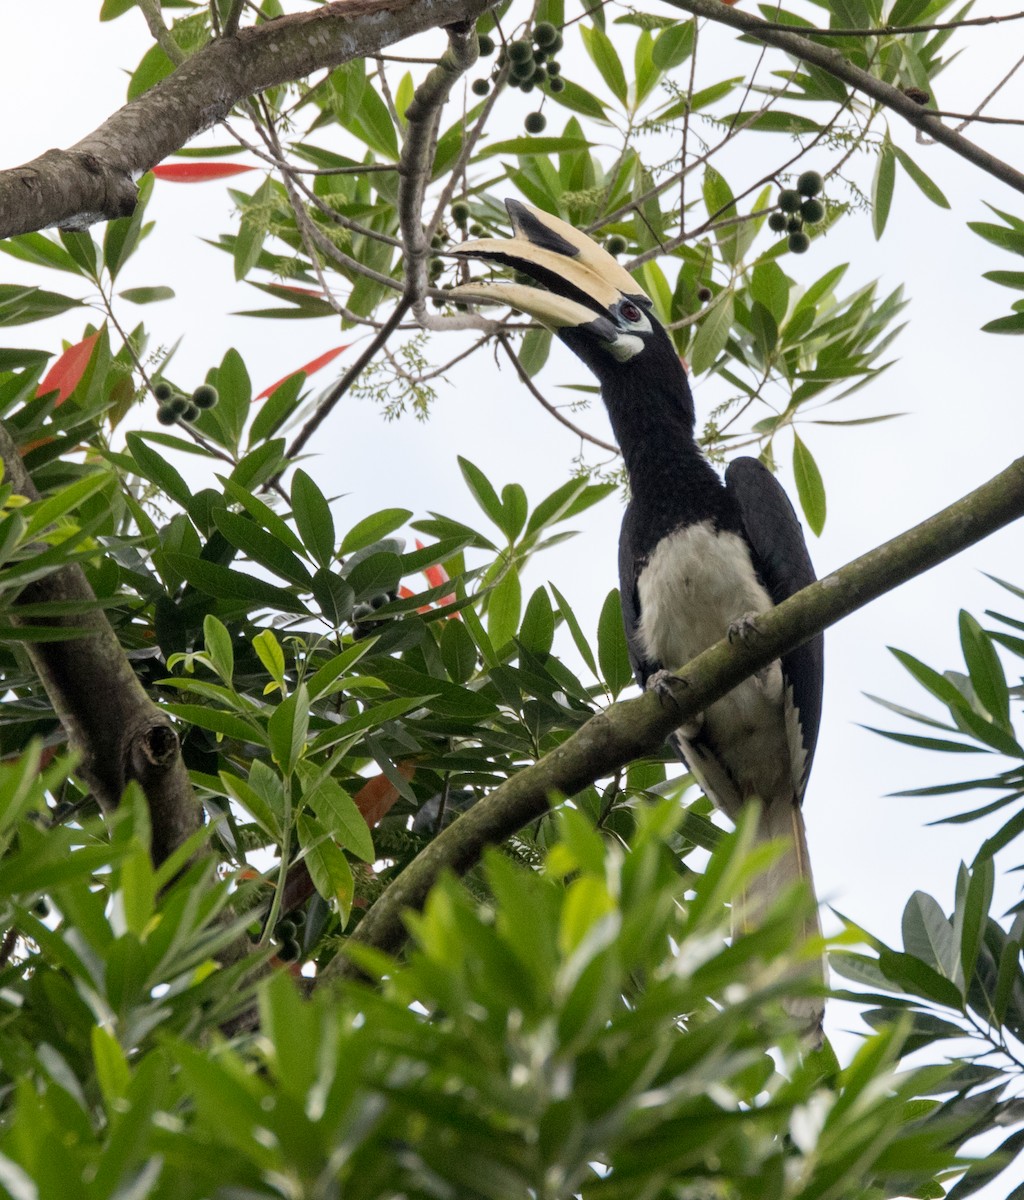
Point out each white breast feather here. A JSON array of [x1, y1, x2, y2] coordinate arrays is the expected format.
[[637, 522, 807, 814]]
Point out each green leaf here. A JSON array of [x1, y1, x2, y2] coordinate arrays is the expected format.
[[203, 614, 234, 684], [252, 628, 286, 691], [891, 146, 950, 209], [792, 433, 826, 535], [21, 471, 113, 540], [690, 294, 734, 375], [981, 313, 1024, 335], [959, 610, 1011, 729], [126, 432, 192, 510], [519, 586, 555, 656], [298, 815, 354, 923], [550, 581, 597, 676], [652, 20, 694, 69], [458, 457, 505, 528], [902, 890, 958, 981], [519, 327, 551, 377], [91, 1026, 131, 1109], [581, 24, 629, 105], [597, 589, 632, 697], [219, 769, 281, 838], [499, 484, 528, 542], [212, 509, 313, 588], [440, 618, 477, 684], [306, 775, 374, 863], [291, 469, 336, 567], [478, 136, 592, 159], [268, 683, 309, 775], [488, 568, 522, 650], [118, 286, 175, 304], [341, 508, 412, 554], [750, 261, 791, 326], [162, 554, 307, 614], [872, 139, 896, 239]]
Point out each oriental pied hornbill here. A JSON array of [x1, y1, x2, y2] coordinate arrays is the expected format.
[[452, 200, 826, 1030]]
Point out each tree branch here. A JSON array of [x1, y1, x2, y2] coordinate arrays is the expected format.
[[336, 452, 1024, 969], [0, 0, 497, 240], [660, 0, 1024, 199], [0, 425, 200, 866]]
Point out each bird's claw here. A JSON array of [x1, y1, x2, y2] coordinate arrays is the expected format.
[[647, 668, 685, 703], [728, 612, 761, 644]]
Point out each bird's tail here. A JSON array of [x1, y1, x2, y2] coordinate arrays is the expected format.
[[733, 799, 826, 1038]]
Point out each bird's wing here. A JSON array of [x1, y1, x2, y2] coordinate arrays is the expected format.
[[725, 456, 824, 794], [617, 503, 658, 689]]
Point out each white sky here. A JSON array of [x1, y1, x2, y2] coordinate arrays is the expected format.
[[3, 1, 1024, 1185]]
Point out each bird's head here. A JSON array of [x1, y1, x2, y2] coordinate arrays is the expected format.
[[449, 200, 690, 405]]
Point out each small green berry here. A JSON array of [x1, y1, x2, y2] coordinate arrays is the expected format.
[[510, 56, 536, 81], [429, 257, 443, 278], [534, 21, 558, 47], [524, 111, 547, 134], [767, 211, 788, 233], [181, 403, 201, 422], [156, 405, 177, 426], [471, 77, 490, 96], [276, 938, 301, 963], [797, 170, 824, 197], [478, 33, 495, 56], [153, 380, 173, 402], [431, 233, 445, 249], [786, 216, 803, 234], [800, 198, 825, 224], [451, 201, 470, 226], [533, 63, 548, 82], [508, 39, 533, 63], [469, 223, 484, 236], [697, 285, 713, 303], [519, 79, 535, 93], [547, 31, 563, 52], [549, 76, 565, 93], [778, 189, 801, 213], [605, 234, 628, 256], [533, 46, 548, 62], [169, 395, 189, 416], [546, 60, 561, 77], [788, 231, 810, 254], [192, 383, 219, 409]]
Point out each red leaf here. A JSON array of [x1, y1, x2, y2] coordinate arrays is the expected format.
[[256, 344, 351, 400], [151, 162, 255, 182], [352, 763, 416, 827], [37, 332, 100, 406]]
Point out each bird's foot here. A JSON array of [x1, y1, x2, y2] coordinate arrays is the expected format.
[[647, 670, 701, 736], [728, 612, 761, 644]]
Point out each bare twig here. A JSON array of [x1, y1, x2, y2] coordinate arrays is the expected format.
[[661, 0, 1024, 197], [750, 9, 1024, 36], [137, 0, 185, 65], [222, 0, 246, 37], [497, 333, 620, 455]]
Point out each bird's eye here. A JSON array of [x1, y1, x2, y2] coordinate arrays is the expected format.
[[620, 301, 642, 323]]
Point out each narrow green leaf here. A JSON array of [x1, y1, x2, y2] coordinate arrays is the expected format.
[[519, 586, 555, 656], [306, 776, 375, 863], [581, 25, 628, 105], [792, 433, 826, 535], [267, 683, 309, 776], [126, 433, 192, 510], [291, 469, 336, 567], [488, 568, 522, 650], [550, 581, 597, 675], [341, 508, 412, 554], [440, 618, 477, 684], [203, 614, 234, 684], [298, 816, 354, 924], [458, 457, 505, 528], [597, 589, 632, 697], [959, 610, 1011, 729], [872, 139, 896, 239], [892, 146, 950, 209]]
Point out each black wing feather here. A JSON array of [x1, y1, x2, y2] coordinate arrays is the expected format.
[[725, 456, 824, 790], [617, 500, 658, 689]]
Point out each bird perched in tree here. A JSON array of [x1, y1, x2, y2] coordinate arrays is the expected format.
[[451, 200, 826, 1033]]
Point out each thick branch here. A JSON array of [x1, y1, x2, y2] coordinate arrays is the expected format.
[[662, 0, 1024, 198], [0, 425, 200, 866], [0, 0, 496, 239], [337, 453, 1024, 969]]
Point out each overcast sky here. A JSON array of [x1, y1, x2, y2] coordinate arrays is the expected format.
[[4, 1, 1024, 1167]]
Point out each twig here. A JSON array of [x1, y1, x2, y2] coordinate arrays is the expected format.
[[951, 52, 1024, 133], [398, 22, 479, 320], [660, 0, 1024, 197], [137, 0, 185, 65], [497, 333, 620, 455], [750, 9, 1024, 36], [284, 297, 413, 464], [222, 0, 245, 37], [335, 450, 1024, 967]]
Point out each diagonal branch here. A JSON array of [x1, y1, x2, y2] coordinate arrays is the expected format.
[[660, 0, 1024, 198], [336, 451, 1024, 969], [0, 0, 497, 240], [0, 424, 200, 867]]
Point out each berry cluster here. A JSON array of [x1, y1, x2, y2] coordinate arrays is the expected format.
[[473, 22, 564, 134], [153, 380, 219, 426], [768, 171, 825, 255], [274, 909, 306, 963]]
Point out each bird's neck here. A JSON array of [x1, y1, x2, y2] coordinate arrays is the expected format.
[[603, 379, 731, 532]]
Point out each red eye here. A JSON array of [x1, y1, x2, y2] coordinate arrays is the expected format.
[[621, 301, 642, 322]]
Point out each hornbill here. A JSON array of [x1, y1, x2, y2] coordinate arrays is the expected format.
[[451, 200, 826, 1031]]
